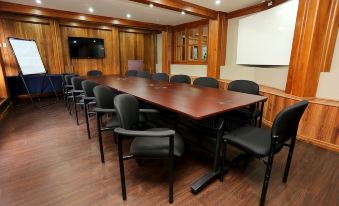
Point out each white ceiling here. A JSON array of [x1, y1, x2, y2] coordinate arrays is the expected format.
[[186, 0, 263, 12], [2, 0, 201, 25], [2, 0, 264, 26]]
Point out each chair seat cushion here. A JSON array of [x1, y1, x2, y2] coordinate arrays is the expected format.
[[130, 128, 185, 157], [223, 126, 283, 156]]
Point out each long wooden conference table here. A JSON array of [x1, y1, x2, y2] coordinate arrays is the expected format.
[[88, 75, 267, 194]]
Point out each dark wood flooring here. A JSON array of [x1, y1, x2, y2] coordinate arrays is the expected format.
[[0, 101, 338, 206]]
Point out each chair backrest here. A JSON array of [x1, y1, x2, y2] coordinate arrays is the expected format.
[[271, 100, 308, 144], [71, 77, 84, 90], [136, 70, 151, 79], [125, 70, 138, 77], [228, 80, 259, 95], [193, 77, 219, 88], [93, 85, 116, 109], [81, 80, 99, 97], [64, 74, 78, 85], [87, 70, 103, 77], [152, 73, 169, 82], [114, 94, 139, 130], [170, 75, 191, 84]]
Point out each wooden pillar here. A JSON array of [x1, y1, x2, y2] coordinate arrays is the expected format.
[[0, 49, 8, 98], [162, 27, 172, 75], [285, 0, 339, 97], [207, 12, 227, 79]]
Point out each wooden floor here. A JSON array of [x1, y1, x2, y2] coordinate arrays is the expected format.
[[0, 101, 338, 206]]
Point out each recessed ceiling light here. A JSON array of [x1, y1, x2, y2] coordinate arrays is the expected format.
[[126, 13, 131, 18], [215, 0, 221, 5], [88, 7, 94, 13], [181, 11, 185, 15], [149, 3, 154, 8], [36, 0, 42, 4]]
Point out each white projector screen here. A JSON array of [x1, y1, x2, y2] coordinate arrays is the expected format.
[[236, 0, 299, 66], [8, 38, 46, 75]]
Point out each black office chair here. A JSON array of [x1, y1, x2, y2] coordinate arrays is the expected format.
[[87, 70, 103, 77], [93, 85, 120, 163], [152, 73, 169, 82], [170, 74, 191, 84], [193, 77, 219, 88], [221, 100, 308, 206], [81, 80, 99, 139], [64, 74, 78, 113], [113, 94, 185, 204], [136, 70, 152, 79], [228, 80, 260, 95], [225, 80, 262, 128], [71, 77, 85, 125], [125, 70, 138, 77]]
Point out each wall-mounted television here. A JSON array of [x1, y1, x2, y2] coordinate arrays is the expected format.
[[68, 37, 105, 59]]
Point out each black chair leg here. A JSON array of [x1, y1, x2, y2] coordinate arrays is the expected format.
[[220, 140, 227, 182], [84, 102, 91, 139], [260, 154, 274, 206], [67, 96, 72, 115], [117, 135, 127, 200], [97, 114, 105, 163], [283, 139, 296, 183], [73, 95, 79, 125], [168, 145, 174, 203]]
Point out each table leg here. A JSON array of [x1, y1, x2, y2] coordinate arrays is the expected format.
[[191, 115, 224, 194], [259, 101, 265, 128]]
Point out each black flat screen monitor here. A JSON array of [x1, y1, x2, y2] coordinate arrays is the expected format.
[[68, 37, 105, 59]]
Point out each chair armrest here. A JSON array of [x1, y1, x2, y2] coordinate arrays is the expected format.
[[139, 109, 159, 113], [72, 90, 84, 94], [114, 128, 175, 137], [65, 85, 73, 88], [94, 108, 116, 113], [83, 97, 96, 101]]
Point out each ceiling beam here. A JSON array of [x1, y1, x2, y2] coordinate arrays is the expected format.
[[0, 1, 167, 31], [128, 0, 219, 19], [228, 0, 288, 19]]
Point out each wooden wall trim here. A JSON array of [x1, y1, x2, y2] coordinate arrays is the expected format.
[[207, 13, 227, 78], [0, 46, 9, 98], [0, 12, 50, 24], [161, 29, 172, 74], [227, 0, 288, 19], [172, 19, 209, 31], [319, 0, 339, 72], [58, 21, 113, 31], [128, 0, 218, 19], [286, 0, 339, 97], [118, 27, 158, 34], [0, 1, 167, 31]]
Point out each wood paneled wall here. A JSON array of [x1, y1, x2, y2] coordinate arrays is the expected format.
[[261, 92, 339, 152], [119, 31, 156, 75], [0, 12, 157, 78], [0, 15, 61, 76], [59, 24, 120, 76]]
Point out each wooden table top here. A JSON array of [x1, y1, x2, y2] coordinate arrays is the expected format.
[[87, 76, 267, 120]]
